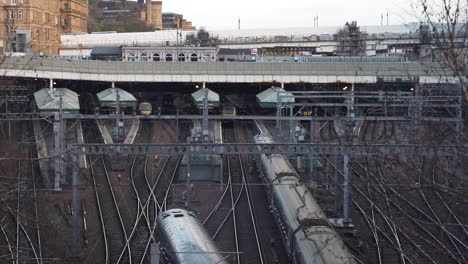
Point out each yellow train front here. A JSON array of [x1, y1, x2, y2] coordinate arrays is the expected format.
[[138, 102, 153, 115], [222, 104, 237, 116]]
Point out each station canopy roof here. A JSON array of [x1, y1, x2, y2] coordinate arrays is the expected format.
[[191, 88, 220, 109], [97, 88, 137, 109], [61, 30, 197, 49], [61, 25, 415, 49], [34, 88, 80, 113], [256, 87, 295, 109]]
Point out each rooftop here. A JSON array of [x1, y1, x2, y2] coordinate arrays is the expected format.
[[34, 88, 80, 113]]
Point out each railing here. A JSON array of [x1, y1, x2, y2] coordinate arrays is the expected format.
[[0, 56, 452, 81]]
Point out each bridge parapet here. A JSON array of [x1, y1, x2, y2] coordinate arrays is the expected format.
[[0, 56, 455, 84]]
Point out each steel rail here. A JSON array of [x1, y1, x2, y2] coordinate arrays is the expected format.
[[351, 160, 463, 263], [84, 122, 109, 264], [324, 159, 437, 264], [234, 122, 264, 264], [117, 156, 170, 263], [100, 155, 133, 263], [139, 156, 182, 264], [1, 201, 40, 264], [364, 161, 468, 258], [0, 218, 15, 264], [89, 156, 109, 264], [28, 139, 43, 264], [86, 120, 132, 264]]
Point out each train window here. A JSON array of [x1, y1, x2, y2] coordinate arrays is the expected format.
[[161, 212, 170, 219], [173, 213, 184, 218]]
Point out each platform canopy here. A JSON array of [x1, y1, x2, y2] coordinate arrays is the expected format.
[[256, 86, 295, 109], [191, 88, 220, 109], [34, 88, 80, 113], [97, 88, 137, 109]]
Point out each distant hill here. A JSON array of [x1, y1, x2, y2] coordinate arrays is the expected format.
[[88, 0, 156, 33]]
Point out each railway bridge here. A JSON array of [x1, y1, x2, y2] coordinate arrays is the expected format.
[[0, 56, 457, 84]]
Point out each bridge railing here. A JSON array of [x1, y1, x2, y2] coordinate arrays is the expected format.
[[0, 56, 449, 78]]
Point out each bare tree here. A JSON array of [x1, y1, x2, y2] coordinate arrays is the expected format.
[[414, 0, 468, 101]]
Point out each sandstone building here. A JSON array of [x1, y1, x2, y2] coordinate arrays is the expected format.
[[0, 0, 88, 55], [141, 1, 162, 30], [163, 12, 195, 30]]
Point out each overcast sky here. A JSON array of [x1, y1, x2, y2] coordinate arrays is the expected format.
[[160, 0, 417, 30]]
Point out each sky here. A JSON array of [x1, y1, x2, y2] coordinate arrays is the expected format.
[[158, 0, 418, 30]]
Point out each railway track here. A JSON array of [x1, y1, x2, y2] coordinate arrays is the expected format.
[[83, 120, 130, 264], [371, 160, 468, 261], [114, 120, 181, 264], [203, 121, 264, 264], [322, 155, 467, 264], [0, 122, 42, 264], [28, 126, 43, 264]]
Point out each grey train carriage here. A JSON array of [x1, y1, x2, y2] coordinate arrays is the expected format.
[[254, 123, 356, 264], [157, 209, 229, 264]]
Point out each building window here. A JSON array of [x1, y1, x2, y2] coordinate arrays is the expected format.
[[11, 0, 17, 5], [127, 52, 136, 61], [178, 53, 185, 62], [16, 33, 26, 52], [140, 52, 148, 62], [18, 11, 22, 20], [190, 53, 198, 62], [202, 52, 211, 62], [165, 53, 173, 62], [153, 53, 160, 61]]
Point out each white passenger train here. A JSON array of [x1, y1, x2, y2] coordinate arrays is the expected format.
[[157, 209, 228, 264], [254, 122, 356, 264]]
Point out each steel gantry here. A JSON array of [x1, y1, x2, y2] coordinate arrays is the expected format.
[[0, 84, 464, 216], [68, 142, 466, 156], [272, 84, 465, 223]]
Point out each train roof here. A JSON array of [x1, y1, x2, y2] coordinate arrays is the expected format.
[[158, 209, 228, 264]]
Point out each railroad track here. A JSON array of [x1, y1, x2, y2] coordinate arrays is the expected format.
[[371, 159, 465, 263], [113, 120, 181, 264], [322, 154, 467, 264], [84, 120, 130, 264], [324, 158, 421, 264], [0, 122, 42, 264], [371, 159, 468, 262], [203, 121, 264, 264], [28, 126, 43, 264]]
